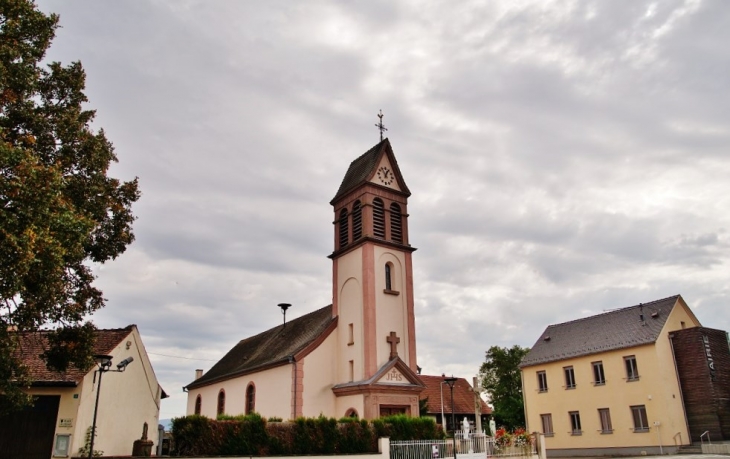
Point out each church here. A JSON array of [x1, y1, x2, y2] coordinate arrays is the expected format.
[[184, 138, 427, 419]]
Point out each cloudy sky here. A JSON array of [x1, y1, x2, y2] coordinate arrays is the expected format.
[[35, 0, 729, 419]]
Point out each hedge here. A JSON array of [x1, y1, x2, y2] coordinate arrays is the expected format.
[[171, 413, 444, 456]]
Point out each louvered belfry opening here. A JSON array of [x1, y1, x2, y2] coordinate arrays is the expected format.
[[339, 208, 349, 248], [352, 200, 362, 240], [373, 198, 385, 239], [390, 203, 402, 243]]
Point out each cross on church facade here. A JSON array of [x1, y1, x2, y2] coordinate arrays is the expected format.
[[375, 109, 388, 141], [387, 331, 400, 359]]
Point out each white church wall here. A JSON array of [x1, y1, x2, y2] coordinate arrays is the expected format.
[[375, 247, 408, 367], [189, 364, 291, 420], [335, 394, 365, 419], [337, 246, 365, 383], [300, 330, 337, 418]]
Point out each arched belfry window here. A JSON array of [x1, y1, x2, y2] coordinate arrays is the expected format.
[[194, 395, 202, 415], [352, 201, 362, 240], [385, 263, 393, 291], [390, 203, 402, 243], [246, 383, 256, 414], [373, 198, 385, 239], [217, 390, 225, 416], [339, 208, 349, 248]]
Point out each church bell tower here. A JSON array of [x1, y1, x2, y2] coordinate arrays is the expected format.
[[329, 138, 423, 418]]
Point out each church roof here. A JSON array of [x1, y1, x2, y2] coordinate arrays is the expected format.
[[520, 295, 685, 368], [331, 138, 410, 203], [418, 375, 491, 416], [14, 326, 135, 386], [186, 305, 336, 390]]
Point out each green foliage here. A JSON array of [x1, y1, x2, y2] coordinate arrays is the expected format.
[[77, 426, 103, 457], [372, 414, 444, 441], [0, 0, 140, 413], [170, 414, 438, 456], [419, 396, 429, 416], [479, 345, 530, 430]]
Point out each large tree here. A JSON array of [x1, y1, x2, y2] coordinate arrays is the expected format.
[[479, 345, 530, 430], [0, 0, 139, 413]]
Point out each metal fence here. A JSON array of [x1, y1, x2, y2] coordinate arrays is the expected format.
[[390, 432, 537, 459]]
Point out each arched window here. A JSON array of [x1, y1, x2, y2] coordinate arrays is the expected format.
[[245, 383, 256, 414], [373, 198, 385, 239], [339, 209, 349, 248], [217, 390, 225, 416], [345, 408, 359, 418], [194, 395, 202, 415], [385, 263, 392, 291], [390, 203, 402, 243], [352, 201, 362, 240]]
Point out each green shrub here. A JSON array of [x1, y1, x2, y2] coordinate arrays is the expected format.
[[171, 412, 438, 456]]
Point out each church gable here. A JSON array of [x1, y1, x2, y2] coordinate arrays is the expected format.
[[330, 139, 410, 204]]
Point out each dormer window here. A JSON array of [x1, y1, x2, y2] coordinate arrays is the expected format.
[[352, 201, 362, 240], [390, 203, 402, 243], [373, 198, 385, 239], [339, 208, 349, 248]]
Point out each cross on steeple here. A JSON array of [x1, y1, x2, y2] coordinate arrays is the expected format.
[[375, 109, 388, 141], [387, 331, 400, 359]]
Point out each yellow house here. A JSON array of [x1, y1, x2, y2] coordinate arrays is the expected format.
[[520, 295, 728, 457]]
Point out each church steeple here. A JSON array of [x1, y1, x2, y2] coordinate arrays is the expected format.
[[330, 139, 418, 386]]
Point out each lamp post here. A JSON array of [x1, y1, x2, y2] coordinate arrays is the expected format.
[[443, 377, 458, 459], [88, 354, 134, 459]]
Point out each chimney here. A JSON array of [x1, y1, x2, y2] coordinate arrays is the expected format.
[[195, 369, 203, 380]]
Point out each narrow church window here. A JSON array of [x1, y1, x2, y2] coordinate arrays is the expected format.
[[390, 203, 402, 243], [195, 395, 201, 415], [348, 323, 354, 345], [352, 201, 362, 240], [246, 383, 256, 414], [349, 360, 354, 382], [385, 263, 392, 291], [339, 209, 349, 248], [217, 390, 225, 416], [373, 198, 385, 239]]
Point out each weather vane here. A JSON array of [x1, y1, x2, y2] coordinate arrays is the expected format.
[[375, 109, 388, 141]]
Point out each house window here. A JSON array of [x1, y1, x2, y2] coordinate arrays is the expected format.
[[352, 201, 362, 240], [194, 395, 201, 415], [592, 361, 606, 385], [339, 209, 349, 248], [540, 414, 554, 436], [564, 366, 576, 389], [54, 434, 71, 457], [245, 383, 255, 414], [537, 371, 548, 392], [631, 405, 649, 432], [385, 263, 392, 291], [624, 355, 639, 381], [598, 408, 612, 433], [373, 198, 385, 238], [217, 389, 225, 416], [390, 203, 402, 243], [348, 323, 354, 345], [569, 411, 582, 435]]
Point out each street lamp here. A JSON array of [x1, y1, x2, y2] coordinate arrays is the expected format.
[[88, 354, 134, 459], [443, 377, 458, 459]]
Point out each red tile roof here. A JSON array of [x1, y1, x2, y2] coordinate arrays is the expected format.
[[419, 375, 491, 415], [15, 326, 134, 386]]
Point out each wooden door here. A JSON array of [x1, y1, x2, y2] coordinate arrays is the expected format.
[[0, 395, 60, 459]]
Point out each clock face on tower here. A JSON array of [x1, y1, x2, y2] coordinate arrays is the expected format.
[[377, 166, 394, 186]]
